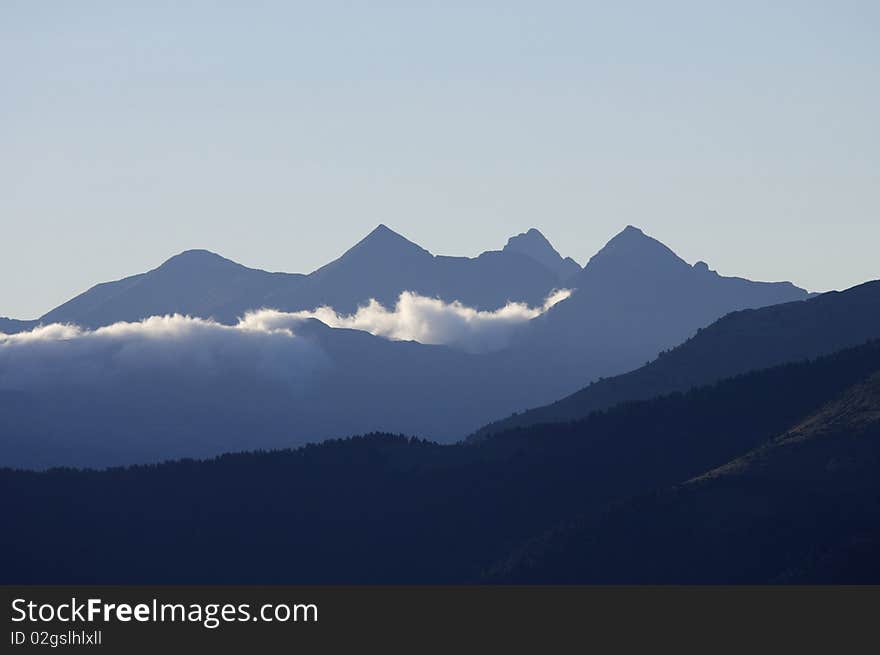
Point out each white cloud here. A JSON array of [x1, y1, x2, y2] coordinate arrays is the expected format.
[[0, 314, 329, 391], [0, 289, 570, 390], [0, 291, 573, 467], [285, 288, 571, 353]]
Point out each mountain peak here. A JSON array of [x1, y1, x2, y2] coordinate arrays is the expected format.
[[167, 248, 224, 260], [584, 226, 689, 276], [693, 260, 716, 275], [503, 228, 581, 280], [504, 228, 554, 252], [611, 225, 652, 243], [158, 249, 243, 273], [366, 223, 397, 239], [310, 225, 432, 278], [348, 224, 431, 257]]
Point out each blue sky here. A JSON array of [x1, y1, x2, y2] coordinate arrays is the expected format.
[[2, 1, 879, 318]]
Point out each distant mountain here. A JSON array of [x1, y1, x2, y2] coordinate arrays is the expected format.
[[4, 338, 880, 583], [468, 225, 811, 410], [8, 225, 569, 330], [40, 250, 304, 327], [285, 224, 566, 315], [545, 226, 809, 344], [0, 318, 37, 334], [475, 279, 880, 438], [524, 225, 809, 367], [492, 367, 880, 584], [502, 228, 581, 280]]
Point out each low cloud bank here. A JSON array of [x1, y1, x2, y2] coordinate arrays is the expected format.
[[0, 314, 329, 391], [0, 290, 570, 390], [285, 289, 571, 353], [0, 292, 573, 467]]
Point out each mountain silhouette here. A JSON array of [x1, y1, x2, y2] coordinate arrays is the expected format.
[[0, 317, 37, 334], [14, 225, 569, 329], [533, 226, 808, 355], [4, 337, 880, 583], [475, 279, 880, 438], [481, 225, 810, 408], [40, 249, 304, 327], [285, 224, 566, 314]]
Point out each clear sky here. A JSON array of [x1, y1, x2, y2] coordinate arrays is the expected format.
[[2, 1, 878, 319]]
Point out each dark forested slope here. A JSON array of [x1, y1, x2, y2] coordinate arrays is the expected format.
[[3, 340, 880, 583], [476, 279, 880, 439], [493, 371, 880, 583]]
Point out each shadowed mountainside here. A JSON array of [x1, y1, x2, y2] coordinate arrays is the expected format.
[[475, 279, 880, 439], [0, 319, 547, 469]]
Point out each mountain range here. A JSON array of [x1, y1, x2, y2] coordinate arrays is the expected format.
[[0, 224, 815, 468], [13, 224, 574, 330], [4, 224, 806, 338], [2, 221, 880, 583]]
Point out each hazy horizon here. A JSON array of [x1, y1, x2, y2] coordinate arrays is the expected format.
[[3, 2, 879, 318]]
